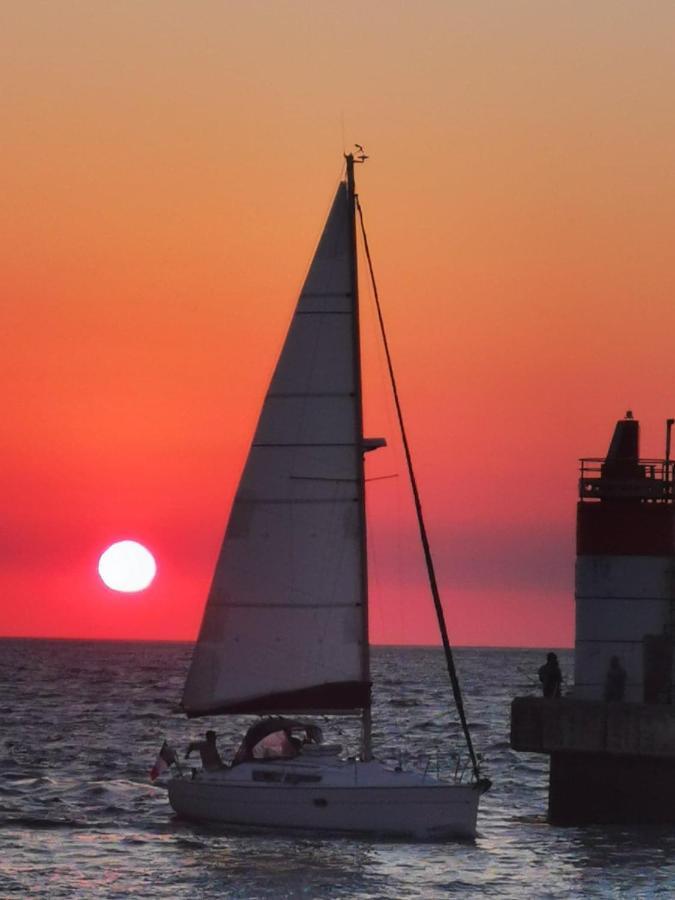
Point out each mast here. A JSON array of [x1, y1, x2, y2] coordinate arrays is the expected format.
[[346, 153, 373, 760]]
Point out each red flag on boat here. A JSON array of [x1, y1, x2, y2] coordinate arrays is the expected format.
[[150, 741, 178, 781]]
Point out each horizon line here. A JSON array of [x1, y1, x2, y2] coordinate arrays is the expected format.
[[0, 634, 573, 650]]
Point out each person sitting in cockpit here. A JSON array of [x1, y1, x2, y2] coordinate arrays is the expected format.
[[185, 730, 225, 770]]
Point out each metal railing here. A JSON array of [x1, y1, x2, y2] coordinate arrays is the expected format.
[[579, 458, 675, 503]]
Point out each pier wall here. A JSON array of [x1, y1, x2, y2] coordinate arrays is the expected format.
[[549, 752, 675, 824], [511, 696, 675, 824]]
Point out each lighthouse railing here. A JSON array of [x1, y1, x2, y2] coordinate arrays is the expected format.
[[579, 457, 675, 503]]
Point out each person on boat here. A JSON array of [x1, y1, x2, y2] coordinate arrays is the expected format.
[[232, 717, 322, 765], [185, 730, 225, 770], [604, 656, 627, 702], [538, 652, 562, 699]]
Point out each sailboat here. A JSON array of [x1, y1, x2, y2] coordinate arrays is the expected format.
[[168, 153, 489, 840]]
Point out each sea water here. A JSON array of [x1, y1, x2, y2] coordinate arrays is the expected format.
[[1, 641, 673, 898]]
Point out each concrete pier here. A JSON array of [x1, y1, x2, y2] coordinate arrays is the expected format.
[[511, 697, 675, 823]]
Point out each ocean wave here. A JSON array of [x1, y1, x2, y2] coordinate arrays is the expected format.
[[0, 815, 90, 830]]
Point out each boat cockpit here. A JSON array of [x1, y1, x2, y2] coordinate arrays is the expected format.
[[232, 716, 323, 765]]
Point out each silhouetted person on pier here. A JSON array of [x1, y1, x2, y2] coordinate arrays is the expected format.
[[538, 652, 562, 698], [185, 730, 224, 770], [604, 656, 627, 702]]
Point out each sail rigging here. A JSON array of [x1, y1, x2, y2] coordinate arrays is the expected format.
[[182, 154, 481, 785], [355, 196, 482, 781]]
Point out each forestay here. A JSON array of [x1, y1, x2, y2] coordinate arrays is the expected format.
[[182, 182, 370, 716]]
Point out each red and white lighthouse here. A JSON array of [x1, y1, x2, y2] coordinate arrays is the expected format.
[[575, 412, 675, 704]]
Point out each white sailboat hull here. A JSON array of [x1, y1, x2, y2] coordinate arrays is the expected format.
[[168, 756, 481, 840]]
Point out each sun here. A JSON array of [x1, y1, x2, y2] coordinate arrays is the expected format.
[[98, 540, 157, 593]]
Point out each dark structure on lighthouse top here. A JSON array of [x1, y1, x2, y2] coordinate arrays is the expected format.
[[577, 412, 675, 556]]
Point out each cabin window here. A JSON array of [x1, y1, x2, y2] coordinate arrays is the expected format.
[[284, 772, 322, 785], [252, 770, 283, 783]]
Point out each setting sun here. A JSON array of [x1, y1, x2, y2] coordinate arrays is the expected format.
[[98, 541, 157, 593]]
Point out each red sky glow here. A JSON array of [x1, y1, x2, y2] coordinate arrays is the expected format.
[[3, 2, 675, 646]]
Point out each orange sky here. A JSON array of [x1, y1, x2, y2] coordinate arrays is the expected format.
[[3, 2, 675, 645]]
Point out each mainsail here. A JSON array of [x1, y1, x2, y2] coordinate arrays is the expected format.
[[182, 180, 370, 716]]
